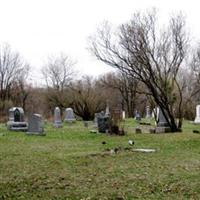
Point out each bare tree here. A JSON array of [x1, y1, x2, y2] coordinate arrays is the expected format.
[[99, 72, 139, 117], [11, 75, 30, 111], [89, 10, 188, 131], [0, 43, 30, 116], [70, 76, 105, 120], [42, 53, 76, 91], [42, 53, 76, 111]]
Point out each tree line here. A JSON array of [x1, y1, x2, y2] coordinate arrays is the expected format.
[[0, 10, 200, 131]]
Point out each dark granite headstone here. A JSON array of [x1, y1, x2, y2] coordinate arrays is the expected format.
[[7, 107, 28, 131], [155, 107, 171, 133], [97, 115, 110, 133], [135, 111, 141, 121]]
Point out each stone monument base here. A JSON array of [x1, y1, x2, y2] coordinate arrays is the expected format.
[[155, 126, 171, 133], [194, 117, 200, 124], [7, 121, 28, 131], [26, 132, 46, 136], [64, 119, 76, 123], [53, 122, 62, 128]]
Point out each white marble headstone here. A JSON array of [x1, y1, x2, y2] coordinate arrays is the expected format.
[[194, 105, 200, 123], [122, 111, 125, 120]]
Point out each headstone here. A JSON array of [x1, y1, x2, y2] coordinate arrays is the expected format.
[[97, 115, 110, 133], [64, 108, 76, 123], [105, 101, 110, 116], [152, 107, 159, 119], [7, 107, 28, 131], [122, 111, 125, 120], [145, 106, 151, 118], [194, 105, 200, 124], [93, 113, 99, 128], [27, 114, 45, 135], [155, 107, 171, 133], [53, 107, 62, 128], [135, 111, 141, 121]]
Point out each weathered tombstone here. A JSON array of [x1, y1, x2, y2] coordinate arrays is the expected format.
[[155, 107, 171, 133], [93, 113, 99, 128], [135, 111, 141, 121], [64, 108, 76, 123], [97, 115, 110, 133], [27, 114, 45, 135], [145, 106, 151, 118], [7, 107, 28, 131], [53, 107, 62, 128], [194, 105, 200, 124]]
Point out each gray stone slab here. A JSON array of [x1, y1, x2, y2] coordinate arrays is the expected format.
[[27, 114, 45, 135], [53, 107, 62, 128]]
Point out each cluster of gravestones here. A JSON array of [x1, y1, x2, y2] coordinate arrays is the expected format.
[[135, 105, 200, 133], [7, 107, 44, 135], [6, 105, 200, 135], [53, 107, 76, 128], [7, 107, 76, 135], [94, 106, 126, 134]]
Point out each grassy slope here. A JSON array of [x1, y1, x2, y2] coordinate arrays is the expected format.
[[0, 120, 200, 199]]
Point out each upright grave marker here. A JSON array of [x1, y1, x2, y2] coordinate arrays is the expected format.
[[155, 107, 171, 133], [194, 105, 200, 124], [27, 114, 45, 135], [64, 108, 76, 123], [54, 107, 62, 128], [7, 107, 28, 131]]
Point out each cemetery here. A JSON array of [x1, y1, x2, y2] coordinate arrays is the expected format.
[[1, 4, 200, 200], [1, 107, 200, 199]]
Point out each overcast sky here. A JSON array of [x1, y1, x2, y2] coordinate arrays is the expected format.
[[0, 0, 199, 84]]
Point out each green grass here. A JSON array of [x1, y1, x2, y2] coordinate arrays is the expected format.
[[1, 120, 200, 199]]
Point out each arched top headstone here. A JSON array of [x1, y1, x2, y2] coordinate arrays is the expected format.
[[54, 107, 62, 127], [7, 107, 28, 131], [64, 108, 76, 122]]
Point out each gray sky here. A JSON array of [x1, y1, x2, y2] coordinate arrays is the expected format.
[[0, 0, 199, 84]]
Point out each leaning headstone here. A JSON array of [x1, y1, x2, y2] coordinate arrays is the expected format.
[[64, 108, 76, 123], [155, 107, 171, 133], [7, 107, 28, 131], [53, 107, 62, 128], [27, 114, 45, 135], [194, 105, 200, 124]]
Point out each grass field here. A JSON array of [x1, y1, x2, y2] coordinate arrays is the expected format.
[[0, 119, 200, 199]]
